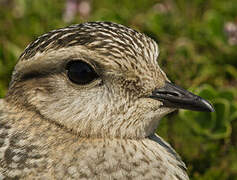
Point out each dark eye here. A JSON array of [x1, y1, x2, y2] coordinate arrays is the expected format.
[[66, 60, 99, 85]]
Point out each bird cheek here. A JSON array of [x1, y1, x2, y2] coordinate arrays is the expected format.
[[136, 98, 161, 112]]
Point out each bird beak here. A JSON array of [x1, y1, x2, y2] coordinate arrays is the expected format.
[[149, 81, 214, 112]]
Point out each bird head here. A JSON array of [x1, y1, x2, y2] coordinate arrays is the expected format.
[[6, 22, 214, 139]]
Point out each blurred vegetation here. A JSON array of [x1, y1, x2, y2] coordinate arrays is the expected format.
[[0, 0, 236, 179]]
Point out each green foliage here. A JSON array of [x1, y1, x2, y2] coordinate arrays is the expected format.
[[180, 85, 237, 139], [0, 0, 236, 179]]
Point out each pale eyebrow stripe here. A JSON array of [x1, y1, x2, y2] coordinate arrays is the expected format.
[[19, 70, 61, 82], [18, 58, 104, 83]]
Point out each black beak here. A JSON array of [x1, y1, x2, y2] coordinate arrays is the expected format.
[[149, 81, 214, 112]]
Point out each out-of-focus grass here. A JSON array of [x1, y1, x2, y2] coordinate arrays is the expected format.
[[0, 0, 236, 179]]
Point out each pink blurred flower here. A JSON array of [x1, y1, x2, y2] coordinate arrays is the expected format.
[[224, 22, 237, 45], [63, 0, 91, 22]]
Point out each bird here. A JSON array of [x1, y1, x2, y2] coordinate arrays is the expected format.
[[0, 21, 214, 179]]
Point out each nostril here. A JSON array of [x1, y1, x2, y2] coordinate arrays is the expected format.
[[168, 92, 180, 97], [157, 91, 180, 97]]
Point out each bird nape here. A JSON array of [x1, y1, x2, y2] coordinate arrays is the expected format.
[[0, 22, 213, 179]]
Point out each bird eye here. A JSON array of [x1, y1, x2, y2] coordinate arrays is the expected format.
[[66, 60, 99, 85]]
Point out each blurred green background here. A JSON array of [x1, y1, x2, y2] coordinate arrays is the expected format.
[[0, 0, 236, 179]]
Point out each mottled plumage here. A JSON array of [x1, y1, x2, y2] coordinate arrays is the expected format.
[[0, 22, 213, 179]]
